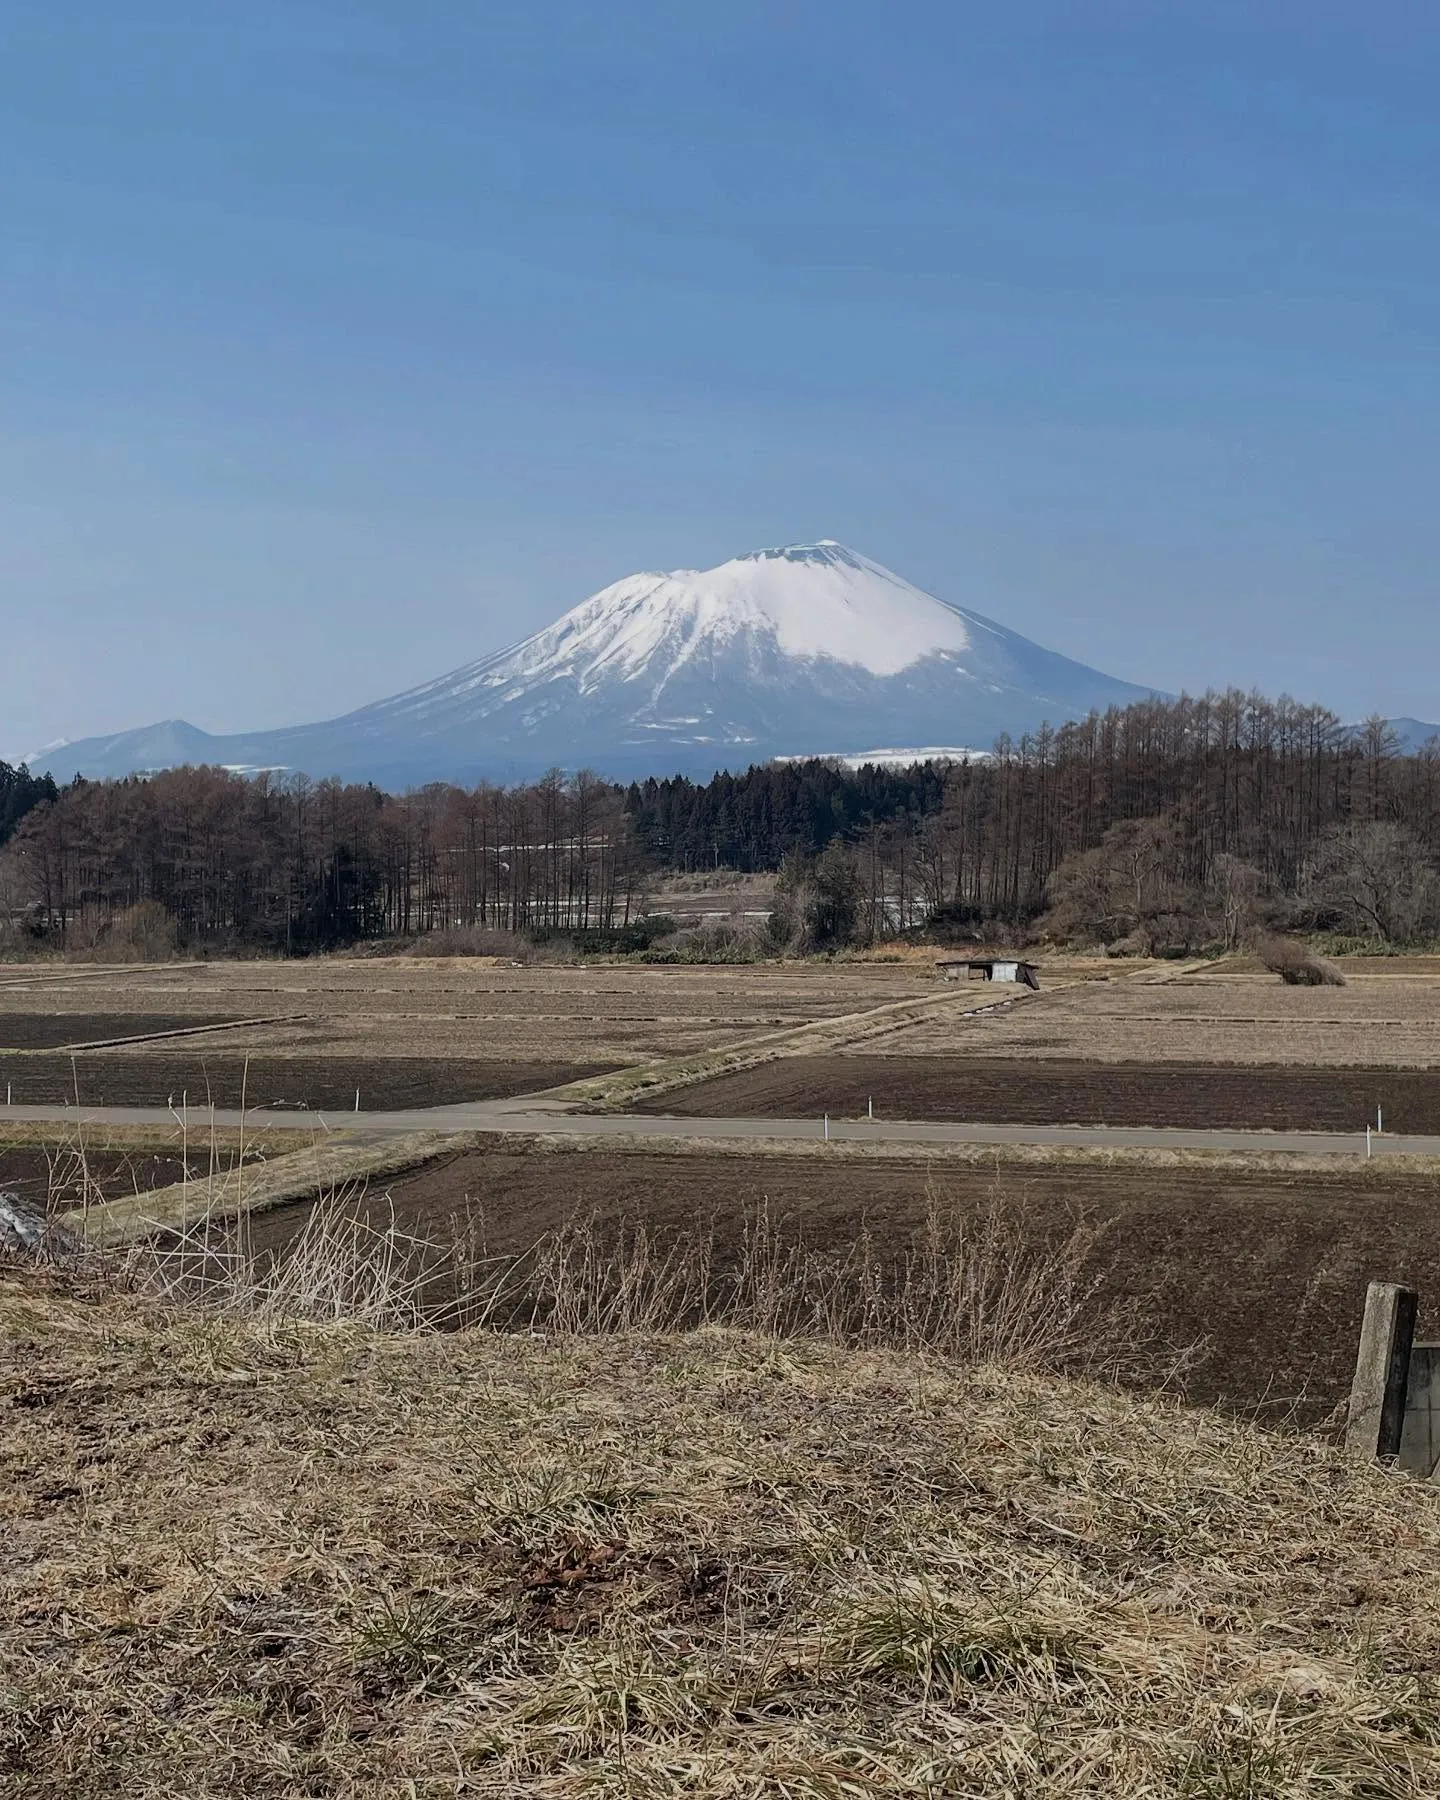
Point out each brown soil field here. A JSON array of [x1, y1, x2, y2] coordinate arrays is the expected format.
[[0, 1144, 245, 1210], [0, 1053, 604, 1111], [641, 1053, 1440, 1132], [884, 964, 1440, 1065], [240, 1141, 1440, 1425], [0, 1012, 241, 1050]]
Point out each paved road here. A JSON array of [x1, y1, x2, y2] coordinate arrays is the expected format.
[[3, 1098, 1436, 1159]]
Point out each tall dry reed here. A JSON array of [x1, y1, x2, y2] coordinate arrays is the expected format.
[[113, 1178, 1140, 1379]]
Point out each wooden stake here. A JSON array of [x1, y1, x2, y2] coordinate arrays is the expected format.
[[1346, 1280, 1418, 1462]]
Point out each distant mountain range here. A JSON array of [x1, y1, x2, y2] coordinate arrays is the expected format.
[[1381, 719, 1440, 752], [19, 542, 1437, 785]]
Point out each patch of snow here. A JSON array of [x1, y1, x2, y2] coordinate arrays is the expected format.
[[774, 746, 991, 770]]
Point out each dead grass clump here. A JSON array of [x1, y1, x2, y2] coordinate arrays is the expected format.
[[3, 1274, 1440, 1796], [651, 912, 770, 962], [1253, 932, 1347, 986], [127, 1190, 459, 1331], [393, 923, 530, 959]]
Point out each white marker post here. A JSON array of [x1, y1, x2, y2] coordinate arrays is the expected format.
[[823, 1113, 829, 1141]]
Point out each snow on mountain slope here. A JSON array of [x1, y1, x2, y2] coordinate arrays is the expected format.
[[475, 541, 974, 687], [27, 543, 1158, 784]]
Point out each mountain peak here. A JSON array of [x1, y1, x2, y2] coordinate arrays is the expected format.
[[734, 539, 864, 570], [32, 544, 1157, 785]]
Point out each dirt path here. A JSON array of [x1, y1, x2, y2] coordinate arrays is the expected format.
[[8, 1098, 1437, 1160]]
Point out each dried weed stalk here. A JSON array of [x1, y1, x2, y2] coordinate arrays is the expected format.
[[110, 1175, 1139, 1382]]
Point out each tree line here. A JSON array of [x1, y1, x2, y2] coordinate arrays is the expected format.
[[630, 694, 1440, 949], [3, 690, 1439, 955], [0, 766, 648, 954]]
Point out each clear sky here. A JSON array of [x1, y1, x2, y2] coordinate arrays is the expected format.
[[5, 2, 1440, 759]]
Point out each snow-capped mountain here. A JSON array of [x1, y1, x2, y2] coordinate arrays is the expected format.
[[29, 542, 1158, 785]]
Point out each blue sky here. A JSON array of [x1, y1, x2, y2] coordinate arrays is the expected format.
[[4, 2, 1440, 758]]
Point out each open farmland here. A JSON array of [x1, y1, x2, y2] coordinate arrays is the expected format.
[[9, 950, 1440, 1431], [876, 956, 1440, 1066], [633, 954, 1440, 1128], [0, 955, 937, 1111]]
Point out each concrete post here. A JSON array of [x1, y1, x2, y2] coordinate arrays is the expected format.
[[1346, 1281, 1418, 1462]]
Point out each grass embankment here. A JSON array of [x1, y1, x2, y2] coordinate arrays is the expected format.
[[3, 1264, 1440, 1796], [0, 1122, 287, 1155], [70, 1129, 478, 1247]]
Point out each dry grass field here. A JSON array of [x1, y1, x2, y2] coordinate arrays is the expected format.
[[881, 957, 1440, 1067], [5, 1263, 1440, 1798]]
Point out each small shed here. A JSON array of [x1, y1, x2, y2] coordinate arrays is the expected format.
[[936, 957, 1040, 991]]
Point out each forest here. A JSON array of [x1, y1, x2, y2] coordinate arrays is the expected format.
[[2, 691, 1438, 956]]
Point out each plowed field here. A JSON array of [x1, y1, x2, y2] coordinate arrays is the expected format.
[[241, 1141, 1440, 1425], [0, 1145, 244, 1210], [0, 1054, 605, 1111], [0, 1013, 247, 1050], [637, 1054, 1440, 1132]]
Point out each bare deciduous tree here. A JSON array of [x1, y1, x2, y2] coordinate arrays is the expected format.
[[1304, 821, 1439, 944]]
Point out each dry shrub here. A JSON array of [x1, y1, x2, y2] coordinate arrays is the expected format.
[[126, 1191, 457, 1332], [1252, 932, 1346, 986], [650, 912, 770, 962], [502, 1187, 1134, 1377], [66, 900, 181, 962]]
